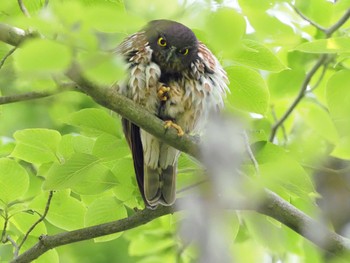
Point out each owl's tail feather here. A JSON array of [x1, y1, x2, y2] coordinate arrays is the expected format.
[[144, 165, 176, 208]]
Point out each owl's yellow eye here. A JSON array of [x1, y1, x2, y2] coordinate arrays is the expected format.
[[179, 48, 189, 56], [157, 37, 167, 47]]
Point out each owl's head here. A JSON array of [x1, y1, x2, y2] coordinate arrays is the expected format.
[[144, 20, 198, 74]]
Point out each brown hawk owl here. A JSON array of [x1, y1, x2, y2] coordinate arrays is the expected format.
[[115, 20, 228, 209]]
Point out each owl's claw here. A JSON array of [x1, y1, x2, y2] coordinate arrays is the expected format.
[[164, 120, 184, 136], [157, 85, 170, 101]]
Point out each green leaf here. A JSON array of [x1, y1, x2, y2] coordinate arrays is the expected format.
[[268, 69, 304, 100], [295, 37, 350, 53], [85, 196, 127, 242], [298, 101, 339, 144], [43, 153, 101, 190], [0, 158, 29, 203], [254, 142, 315, 198], [85, 3, 142, 33], [31, 191, 86, 231], [78, 52, 125, 84], [128, 231, 175, 256], [65, 108, 120, 137], [226, 66, 270, 115], [331, 135, 350, 160], [112, 157, 139, 207], [206, 8, 246, 53], [93, 134, 129, 163], [326, 70, 350, 136], [12, 212, 47, 236], [15, 39, 71, 73], [232, 39, 287, 72], [295, 0, 334, 27], [34, 249, 59, 263], [71, 165, 118, 195], [11, 129, 61, 164]]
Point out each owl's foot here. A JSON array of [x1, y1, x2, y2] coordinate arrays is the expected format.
[[157, 85, 170, 101], [164, 120, 184, 136]]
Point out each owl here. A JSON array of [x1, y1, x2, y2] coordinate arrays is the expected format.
[[115, 20, 228, 209]]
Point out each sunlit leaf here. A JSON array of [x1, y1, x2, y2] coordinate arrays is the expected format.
[[65, 108, 120, 137], [43, 153, 101, 190], [299, 101, 339, 144], [254, 142, 315, 198], [227, 66, 270, 115], [31, 191, 86, 231], [11, 129, 61, 164], [295, 37, 350, 53], [206, 8, 246, 53], [326, 70, 350, 136], [232, 39, 287, 72], [85, 196, 127, 242], [15, 39, 71, 73], [0, 158, 29, 203]]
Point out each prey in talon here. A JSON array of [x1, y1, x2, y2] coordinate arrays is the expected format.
[[114, 20, 228, 209], [157, 85, 170, 101]]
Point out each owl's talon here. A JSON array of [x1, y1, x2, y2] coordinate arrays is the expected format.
[[157, 85, 170, 101], [164, 120, 184, 136]]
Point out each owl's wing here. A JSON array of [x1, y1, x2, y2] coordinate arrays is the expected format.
[[117, 32, 159, 208], [121, 118, 148, 205], [197, 42, 229, 107]]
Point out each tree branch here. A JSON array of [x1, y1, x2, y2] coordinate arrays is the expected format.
[[0, 83, 78, 105], [291, 5, 327, 32], [11, 191, 350, 263], [270, 7, 350, 142], [16, 191, 53, 256], [325, 8, 350, 37], [11, 205, 174, 263], [269, 55, 328, 142], [17, 0, 31, 17], [2, 22, 350, 262], [0, 24, 26, 46], [66, 64, 200, 158], [0, 47, 16, 70]]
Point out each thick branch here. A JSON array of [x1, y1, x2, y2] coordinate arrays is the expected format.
[[66, 64, 200, 158], [1, 22, 350, 262], [11, 205, 174, 263], [12, 191, 350, 263], [0, 24, 26, 46]]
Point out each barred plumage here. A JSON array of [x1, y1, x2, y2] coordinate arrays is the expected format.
[[115, 20, 228, 208]]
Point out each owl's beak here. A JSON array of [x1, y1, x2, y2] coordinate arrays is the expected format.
[[166, 46, 177, 63]]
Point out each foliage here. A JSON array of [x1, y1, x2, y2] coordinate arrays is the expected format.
[[0, 0, 350, 262]]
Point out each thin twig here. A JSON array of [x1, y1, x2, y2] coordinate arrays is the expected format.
[[269, 55, 328, 142], [0, 91, 54, 105], [270, 105, 288, 143], [0, 83, 78, 105], [291, 5, 327, 32], [16, 191, 54, 256], [44, 0, 49, 8], [325, 8, 350, 37], [1, 214, 8, 242], [6, 236, 19, 251], [308, 63, 328, 93], [243, 131, 260, 176], [17, 0, 31, 17], [0, 47, 16, 70]]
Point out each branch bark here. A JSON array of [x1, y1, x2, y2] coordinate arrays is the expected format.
[[1, 22, 350, 262]]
